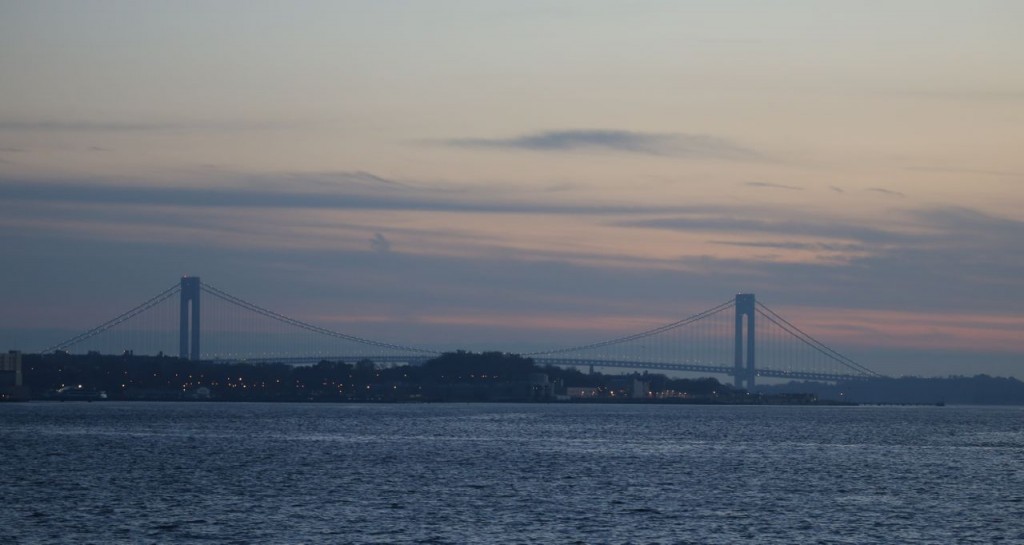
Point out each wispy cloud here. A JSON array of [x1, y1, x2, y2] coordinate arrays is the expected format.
[[709, 240, 865, 252], [0, 119, 289, 132], [744, 181, 802, 191], [447, 129, 760, 160], [914, 207, 1024, 245], [0, 173, 721, 216], [621, 216, 907, 245], [867, 187, 905, 197], [905, 166, 1024, 178]]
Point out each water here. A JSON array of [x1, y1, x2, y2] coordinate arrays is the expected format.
[[2, 403, 1023, 544]]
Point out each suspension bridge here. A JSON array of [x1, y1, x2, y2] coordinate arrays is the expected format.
[[41, 277, 882, 389]]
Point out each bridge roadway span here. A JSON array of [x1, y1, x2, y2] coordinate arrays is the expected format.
[[45, 281, 880, 389], [210, 355, 871, 383]]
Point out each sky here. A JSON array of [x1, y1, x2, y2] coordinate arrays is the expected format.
[[1, 0, 1022, 378]]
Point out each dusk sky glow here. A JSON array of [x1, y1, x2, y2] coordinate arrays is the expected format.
[[2, 1, 1022, 377]]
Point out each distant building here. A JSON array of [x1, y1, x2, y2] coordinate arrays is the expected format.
[[1, 350, 23, 387], [607, 377, 649, 399], [1, 350, 28, 401], [528, 373, 554, 401]]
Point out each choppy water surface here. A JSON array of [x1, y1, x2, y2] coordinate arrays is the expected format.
[[2, 402, 1023, 544]]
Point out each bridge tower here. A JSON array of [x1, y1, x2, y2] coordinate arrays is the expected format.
[[179, 276, 201, 361], [734, 293, 756, 390]]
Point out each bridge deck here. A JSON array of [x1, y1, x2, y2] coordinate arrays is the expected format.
[[207, 355, 870, 382]]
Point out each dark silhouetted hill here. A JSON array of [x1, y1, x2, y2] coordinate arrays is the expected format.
[[759, 375, 1024, 405]]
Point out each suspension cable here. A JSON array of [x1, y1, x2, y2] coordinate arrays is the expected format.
[[524, 299, 734, 356], [755, 301, 882, 377], [199, 281, 439, 355], [40, 282, 180, 354]]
